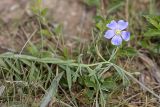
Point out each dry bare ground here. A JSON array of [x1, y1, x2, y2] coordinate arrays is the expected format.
[[0, 0, 94, 52]]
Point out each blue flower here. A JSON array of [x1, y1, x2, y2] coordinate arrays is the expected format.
[[104, 20, 130, 46]]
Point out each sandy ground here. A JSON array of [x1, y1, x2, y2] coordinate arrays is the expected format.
[[0, 0, 95, 52]]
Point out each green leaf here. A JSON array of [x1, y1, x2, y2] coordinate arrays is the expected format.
[[37, 0, 42, 5], [89, 64, 102, 76], [40, 51, 53, 58], [27, 42, 39, 56], [0, 53, 74, 65], [113, 64, 129, 86], [86, 89, 95, 99], [20, 59, 32, 66], [84, 0, 100, 7], [96, 18, 112, 33], [144, 29, 160, 37], [63, 47, 69, 59], [39, 29, 51, 37], [29, 63, 37, 82], [66, 66, 72, 91], [96, 20, 106, 32], [40, 72, 63, 107], [98, 64, 112, 78], [41, 8, 48, 17], [84, 76, 96, 88], [54, 24, 63, 35], [0, 59, 8, 68], [119, 47, 138, 57], [100, 90, 106, 107], [101, 78, 117, 90], [45, 64, 54, 88], [145, 16, 160, 30], [94, 16, 104, 23], [73, 67, 80, 82], [5, 59, 21, 74]]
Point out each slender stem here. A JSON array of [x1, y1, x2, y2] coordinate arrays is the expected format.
[[96, 45, 107, 61], [108, 46, 119, 62]]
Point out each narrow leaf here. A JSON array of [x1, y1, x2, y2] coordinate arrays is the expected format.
[[40, 72, 63, 107]]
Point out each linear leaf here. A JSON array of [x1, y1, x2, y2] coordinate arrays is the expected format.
[[66, 66, 72, 91], [40, 72, 64, 107]]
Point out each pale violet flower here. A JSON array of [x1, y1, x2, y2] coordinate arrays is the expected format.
[[104, 20, 130, 46]]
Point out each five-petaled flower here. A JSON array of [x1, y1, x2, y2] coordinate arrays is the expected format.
[[104, 20, 130, 46]]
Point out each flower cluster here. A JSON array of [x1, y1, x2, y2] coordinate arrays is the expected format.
[[104, 20, 130, 46]]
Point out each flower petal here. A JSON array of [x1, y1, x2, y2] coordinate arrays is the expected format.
[[121, 31, 130, 41], [107, 20, 117, 30], [117, 20, 128, 30], [111, 36, 122, 46], [104, 30, 115, 39]]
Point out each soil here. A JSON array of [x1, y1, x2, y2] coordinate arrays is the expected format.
[[0, 0, 95, 52]]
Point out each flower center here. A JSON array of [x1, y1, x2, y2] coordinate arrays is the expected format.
[[115, 30, 121, 35]]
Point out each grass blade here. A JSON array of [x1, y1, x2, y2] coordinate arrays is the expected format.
[[40, 72, 64, 107], [66, 66, 72, 91]]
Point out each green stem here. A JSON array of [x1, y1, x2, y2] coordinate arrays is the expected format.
[[108, 46, 119, 62]]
